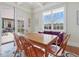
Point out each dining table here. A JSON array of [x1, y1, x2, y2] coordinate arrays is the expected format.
[[25, 32, 58, 56]]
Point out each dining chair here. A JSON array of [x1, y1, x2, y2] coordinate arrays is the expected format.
[[48, 33, 70, 57], [13, 33, 23, 56], [19, 36, 46, 57], [48, 32, 64, 46]]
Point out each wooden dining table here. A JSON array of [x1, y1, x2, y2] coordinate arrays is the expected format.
[[26, 33, 57, 44], [25, 33, 58, 56]]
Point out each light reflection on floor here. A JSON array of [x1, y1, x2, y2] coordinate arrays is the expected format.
[[1, 32, 15, 57], [1, 32, 14, 44], [1, 42, 15, 57]]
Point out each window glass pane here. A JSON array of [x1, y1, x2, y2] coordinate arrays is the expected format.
[[52, 11, 64, 23], [52, 7, 64, 23], [43, 10, 51, 24]]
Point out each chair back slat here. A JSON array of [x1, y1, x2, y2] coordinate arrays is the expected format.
[[19, 36, 45, 57], [13, 33, 22, 51], [48, 33, 70, 57], [56, 34, 70, 56]]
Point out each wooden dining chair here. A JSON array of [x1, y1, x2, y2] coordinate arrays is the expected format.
[[48, 32, 64, 46], [48, 33, 70, 57], [13, 33, 24, 56], [19, 36, 45, 57]]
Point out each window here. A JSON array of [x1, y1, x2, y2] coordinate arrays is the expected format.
[[52, 7, 64, 30], [43, 10, 52, 30], [44, 24, 51, 29], [43, 7, 64, 31], [53, 23, 63, 30], [43, 10, 51, 24]]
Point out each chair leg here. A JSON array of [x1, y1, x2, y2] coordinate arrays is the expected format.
[[13, 50, 22, 57], [13, 50, 18, 57], [14, 42, 16, 46]]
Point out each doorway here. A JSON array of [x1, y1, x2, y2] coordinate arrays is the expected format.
[[1, 18, 15, 44]]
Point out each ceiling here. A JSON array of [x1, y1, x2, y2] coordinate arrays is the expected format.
[[12, 2, 57, 9], [0, 2, 62, 10], [0, 2, 62, 13]]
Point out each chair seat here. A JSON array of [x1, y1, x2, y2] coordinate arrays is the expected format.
[[50, 45, 63, 56], [50, 45, 60, 52]]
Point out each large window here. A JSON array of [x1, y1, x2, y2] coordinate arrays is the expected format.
[[43, 7, 64, 31]]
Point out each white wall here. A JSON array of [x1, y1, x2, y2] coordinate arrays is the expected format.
[[66, 3, 79, 47], [0, 3, 14, 19], [31, 11, 44, 32], [1, 8, 14, 19]]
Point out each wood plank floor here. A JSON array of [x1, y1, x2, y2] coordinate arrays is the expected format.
[[66, 45, 79, 56]]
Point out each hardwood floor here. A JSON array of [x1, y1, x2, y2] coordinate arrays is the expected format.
[[66, 45, 79, 56]]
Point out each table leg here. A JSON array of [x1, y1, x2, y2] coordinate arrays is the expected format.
[[45, 46, 48, 57]]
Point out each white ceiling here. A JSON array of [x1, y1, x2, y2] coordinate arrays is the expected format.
[[0, 2, 63, 13], [0, 2, 62, 10], [11, 2, 59, 9], [15, 2, 47, 8]]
